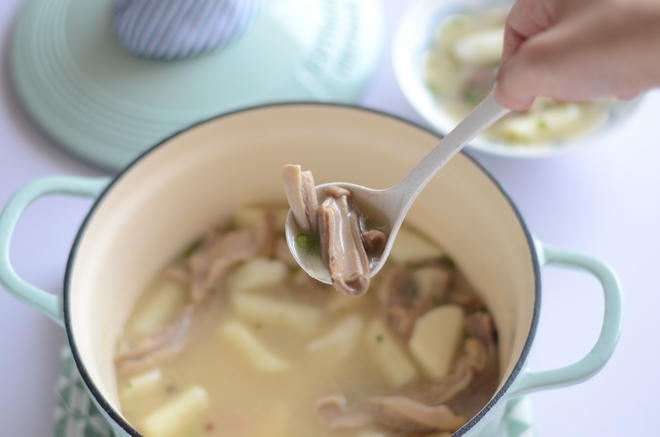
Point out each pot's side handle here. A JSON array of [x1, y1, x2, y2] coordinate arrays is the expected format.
[[507, 240, 623, 398], [0, 176, 109, 326]]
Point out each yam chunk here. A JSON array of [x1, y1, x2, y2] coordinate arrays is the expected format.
[[409, 305, 464, 380], [218, 320, 290, 372], [307, 315, 363, 360], [232, 206, 288, 231], [497, 103, 583, 143], [452, 27, 504, 66], [126, 278, 187, 338], [365, 318, 418, 388], [227, 257, 288, 293], [390, 229, 444, 264], [141, 386, 208, 437], [231, 291, 322, 331], [121, 368, 162, 399]]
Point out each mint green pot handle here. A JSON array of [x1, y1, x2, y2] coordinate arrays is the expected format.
[[0, 176, 109, 326], [507, 239, 623, 398]]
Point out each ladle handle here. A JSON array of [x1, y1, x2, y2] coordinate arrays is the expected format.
[[393, 93, 509, 208], [0, 176, 109, 326]]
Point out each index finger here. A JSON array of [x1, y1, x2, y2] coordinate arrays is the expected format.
[[502, 0, 554, 62]]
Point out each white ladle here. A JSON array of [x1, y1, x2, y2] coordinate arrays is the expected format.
[[286, 94, 510, 283]]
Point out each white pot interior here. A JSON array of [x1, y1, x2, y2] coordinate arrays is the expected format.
[[67, 104, 537, 423]]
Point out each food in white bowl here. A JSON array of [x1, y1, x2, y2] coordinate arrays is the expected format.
[[393, 0, 642, 157], [115, 205, 499, 437], [424, 9, 614, 145]]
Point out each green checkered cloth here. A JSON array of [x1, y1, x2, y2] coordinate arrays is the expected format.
[[502, 396, 535, 437], [55, 348, 113, 437], [55, 346, 534, 437]]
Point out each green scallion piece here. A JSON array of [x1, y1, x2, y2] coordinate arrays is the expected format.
[[466, 91, 482, 105], [295, 232, 319, 253], [180, 238, 202, 259], [441, 254, 456, 269]]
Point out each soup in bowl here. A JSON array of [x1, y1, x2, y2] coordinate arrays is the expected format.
[[0, 104, 622, 437]]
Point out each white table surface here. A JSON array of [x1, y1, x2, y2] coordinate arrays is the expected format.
[[1, 1, 658, 436]]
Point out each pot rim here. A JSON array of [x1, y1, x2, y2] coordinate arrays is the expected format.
[[62, 102, 541, 437]]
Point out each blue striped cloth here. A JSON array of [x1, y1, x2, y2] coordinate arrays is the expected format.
[[113, 0, 259, 60]]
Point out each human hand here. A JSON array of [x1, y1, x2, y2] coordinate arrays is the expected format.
[[494, 0, 660, 110]]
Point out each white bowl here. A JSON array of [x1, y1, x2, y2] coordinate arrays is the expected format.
[[392, 0, 643, 158]]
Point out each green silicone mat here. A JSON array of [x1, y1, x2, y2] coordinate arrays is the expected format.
[[55, 347, 535, 437]]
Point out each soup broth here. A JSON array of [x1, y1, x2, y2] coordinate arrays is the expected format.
[[116, 206, 499, 437]]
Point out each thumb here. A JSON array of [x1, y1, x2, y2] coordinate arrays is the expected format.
[[494, 56, 537, 111]]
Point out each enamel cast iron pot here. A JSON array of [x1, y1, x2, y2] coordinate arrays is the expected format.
[[0, 104, 622, 436]]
